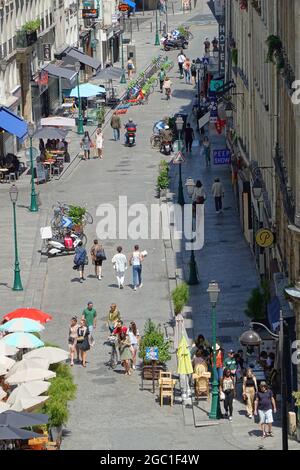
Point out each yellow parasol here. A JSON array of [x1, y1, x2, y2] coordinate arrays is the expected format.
[[177, 335, 193, 375]]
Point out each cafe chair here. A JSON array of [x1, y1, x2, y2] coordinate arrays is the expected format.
[[159, 371, 176, 406]]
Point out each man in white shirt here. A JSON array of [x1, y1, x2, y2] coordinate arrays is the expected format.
[[177, 51, 186, 78], [211, 178, 224, 213], [112, 246, 128, 289]]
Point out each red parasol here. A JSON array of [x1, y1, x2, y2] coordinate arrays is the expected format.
[[3, 308, 52, 324]]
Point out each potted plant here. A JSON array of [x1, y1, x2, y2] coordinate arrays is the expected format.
[[68, 205, 86, 232], [139, 319, 171, 365], [43, 398, 69, 441], [266, 35, 283, 66], [292, 391, 300, 442], [22, 19, 41, 33], [231, 48, 238, 66], [96, 107, 105, 126], [171, 282, 190, 315], [245, 285, 267, 320]]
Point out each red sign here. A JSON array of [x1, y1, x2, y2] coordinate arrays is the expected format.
[[36, 70, 49, 86], [82, 9, 98, 18], [118, 3, 129, 11]]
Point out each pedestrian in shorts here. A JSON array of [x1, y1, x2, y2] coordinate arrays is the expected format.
[[254, 381, 277, 438]]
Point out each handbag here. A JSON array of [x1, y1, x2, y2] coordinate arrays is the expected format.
[[84, 255, 89, 265], [196, 196, 205, 204], [219, 391, 225, 401], [77, 336, 84, 343]]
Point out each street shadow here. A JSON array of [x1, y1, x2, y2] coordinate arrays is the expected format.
[[107, 283, 120, 288], [0, 283, 9, 289], [248, 429, 264, 438], [70, 278, 82, 283]]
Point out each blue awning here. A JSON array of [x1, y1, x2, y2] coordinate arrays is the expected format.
[[123, 0, 136, 7], [0, 107, 28, 140]]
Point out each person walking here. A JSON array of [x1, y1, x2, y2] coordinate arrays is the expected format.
[[68, 316, 79, 366], [76, 318, 90, 367], [192, 180, 206, 217], [94, 127, 103, 159], [106, 303, 121, 334], [191, 59, 197, 85], [220, 368, 235, 421], [163, 76, 172, 100], [127, 57, 135, 78], [112, 246, 128, 289], [90, 239, 106, 280], [212, 178, 225, 214], [177, 50, 186, 78], [254, 381, 277, 438], [110, 112, 121, 141], [184, 123, 195, 153], [80, 131, 92, 160], [128, 321, 140, 370], [204, 37, 210, 54], [130, 245, 144, 291], [210, 343, 224, 382], [73, 241, 87, 283], [118, 331, 133, 376], [202, 136, 211, 166], [158, 68, 166, 93], [82, 301, 97, 346], [243, 368, 258, 418], [183, 57, 191, 84]]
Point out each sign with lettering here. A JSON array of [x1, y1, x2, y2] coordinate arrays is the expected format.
[[43, 44, 51, 61], [219, 20, 226, 74], [210, 97, 218, 123], [82, 8, 98, 18], [255, 229, 274, 248], [213, 149, 231, 165]]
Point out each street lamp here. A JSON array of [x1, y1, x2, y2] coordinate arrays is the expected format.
[[120, 33, 126, 84], [75, 61, 84, 135], [154, 2, 160, 46], [195, 58, 202, 113], [28, 122, 38, 212], [185, 177, 195, 198], [240, 318, 288, 451], [175, 116, 185, 206], [207, 281, 220, 419], [252, 178, 264, 276], [9, 185, 23, 291]]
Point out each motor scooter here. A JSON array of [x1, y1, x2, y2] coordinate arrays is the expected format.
[[47, 232, 82, 256], [125, 126, 137, 147], [160, 141, 172, 155]]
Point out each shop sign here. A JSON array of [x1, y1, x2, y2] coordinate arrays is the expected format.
[[36, 70, 49, 86], [118, 3, 129, 11], [219, 20, 226, 74], [43, 43, 51, 61], [146, 347, 159, 361], [255, 229, 274, 248], [82, 8, 98, 18], [213, 149, 231, 165]]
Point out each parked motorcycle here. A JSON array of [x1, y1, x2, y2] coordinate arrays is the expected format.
[[163, 36, 188, 51], [160, 141, 172, 156], [47, 232, 84, 256]]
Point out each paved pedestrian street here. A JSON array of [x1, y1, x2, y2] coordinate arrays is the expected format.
[[0, 0, 300, 453]]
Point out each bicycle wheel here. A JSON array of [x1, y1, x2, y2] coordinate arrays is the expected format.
[[83, 211, 93, 225], [50, 217, 61, 230], [150, 135, 160, 149], [79, 233, 87, 246], [188, 31, 194, 40]]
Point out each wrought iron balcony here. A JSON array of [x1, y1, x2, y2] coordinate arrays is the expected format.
[[274, 143, 296, 223]]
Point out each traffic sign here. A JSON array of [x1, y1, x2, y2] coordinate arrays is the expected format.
[[202, 57, 210, 66], [255, 229, 274, 248], [172, 151, 185, 164]]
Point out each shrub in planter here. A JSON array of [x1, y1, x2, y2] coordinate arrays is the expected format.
[[245, 287, 266, 320], [139, 319, 171, 364], [43, 398, 69, 429], [171, 282, 190, 315], [22, 19, 41, 33], [68, 205, 86, 226]]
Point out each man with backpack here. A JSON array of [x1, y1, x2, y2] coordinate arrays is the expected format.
[[90, 239, 106, 280], [158, 68, 166, 93]]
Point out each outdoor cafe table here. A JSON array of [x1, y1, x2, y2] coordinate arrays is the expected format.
[[43, 159, 56, 178], [0, 168, 8, 182]]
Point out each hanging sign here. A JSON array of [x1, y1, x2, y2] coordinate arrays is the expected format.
[[82, 9, 98, 18], [118, 3, 129, 11], [213, 149, 231, 165], [43, 44, 51, 61], [255, 229, 274, 248]]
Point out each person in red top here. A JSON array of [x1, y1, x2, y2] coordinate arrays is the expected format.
[[113, 320, 128, 338], [210, 343, 224, 382]]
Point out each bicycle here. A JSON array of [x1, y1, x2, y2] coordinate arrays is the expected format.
[[104, 336, 118, 369]]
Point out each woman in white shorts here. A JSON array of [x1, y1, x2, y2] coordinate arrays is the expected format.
[[254, 381, 277, 438]]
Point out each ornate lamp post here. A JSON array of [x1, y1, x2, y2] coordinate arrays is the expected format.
[[9, 185, 23, 291], [207, 281, 221, 419], [155, 2, 160, 46], [120, 33, 126, 84], [28, 122, 38, 212], [175, 115, 185, 206], [240, 317, 289, 451], [185, 177, 199, 285], [75, 61, 84, 135]]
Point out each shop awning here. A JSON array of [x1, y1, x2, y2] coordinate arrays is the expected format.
[[64, 48, 101, 71], [123, 0, 136, 7], [0, 107, 28, 140], [43, 63, 77, 81]]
